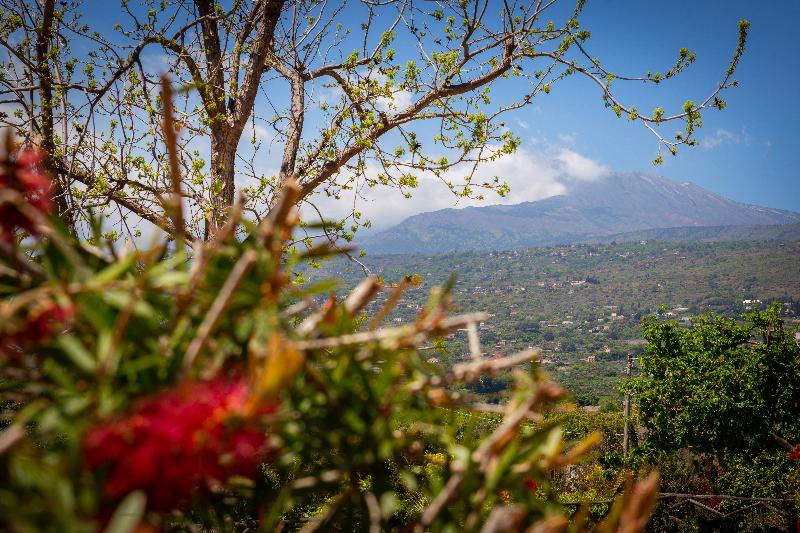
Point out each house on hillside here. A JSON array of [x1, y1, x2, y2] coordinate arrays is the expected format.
[[743, 299, 762, 311]]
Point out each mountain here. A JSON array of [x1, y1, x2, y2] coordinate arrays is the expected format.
[[360, 172, 800, 254], [584, 222, 800, 244]]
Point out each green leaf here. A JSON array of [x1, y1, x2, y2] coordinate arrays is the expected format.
[[104, 490, 147, 533], [92, 252, 138, 284], [58, 335, 96, 373], [102, 291, 156, 318]]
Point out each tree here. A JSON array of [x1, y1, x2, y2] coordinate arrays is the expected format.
[[0, 0, 749, 242], [626, 303, 800, 457], [623, 305, 800, 530]]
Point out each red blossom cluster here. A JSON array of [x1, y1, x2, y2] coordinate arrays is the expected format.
[[788, 444, 800, 462], [83, 376, 278, 510], [0, 147, 53, 242], [524, 478, 539, 492], [0, 300, 75, 358]]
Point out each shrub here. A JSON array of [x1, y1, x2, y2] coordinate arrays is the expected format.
[[0, 138, 658, 531]]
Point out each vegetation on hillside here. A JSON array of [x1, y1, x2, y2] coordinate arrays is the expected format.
[[310, 240, 800, 405]]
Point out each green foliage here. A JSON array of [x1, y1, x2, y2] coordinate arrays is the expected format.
[[0, 174, 660, 531], [627, 303, 799, 456]]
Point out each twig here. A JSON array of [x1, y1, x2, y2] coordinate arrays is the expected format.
[[295, 311, 489, 350], [364, 491, 381, 533], [471, 389, 539, 467], [0, 425, 24, 455], [0, 239, 44, 279], [562, 493, 795, 506], [299, 487, 353, 533], [281, 298, 313, 318], [417, 472, 464, 530], [469, 402, 543, 421], [656, 493, 794, 502], [467, 320, 482, 359], [450, 348, 540, 383], [187, 195, 244, 292], [183, 249, 257, 373], [343, 275, 382, 315], [159, 76, 185, 251], [264, 179, 301, 232], [289, 469, 343, 490], [368, 279, 408, 330], [296, 276, 381, 336], [769, 431, 793, 452]]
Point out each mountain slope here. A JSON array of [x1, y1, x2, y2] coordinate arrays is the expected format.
[[584, 222, 800, 244], [360, 172, 800, 253]]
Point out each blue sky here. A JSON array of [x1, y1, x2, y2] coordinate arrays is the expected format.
[[323, 0, 800, 227], [80, 1, 799, 230], [516, 0, 799, 212]]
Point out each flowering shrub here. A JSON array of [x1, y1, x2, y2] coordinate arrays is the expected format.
[[0, 133, 659, 532], [83, 376, 278, 511], [0, 300, 75, 358], [0, 143, 52, 242], [788, 445, 800, 463]]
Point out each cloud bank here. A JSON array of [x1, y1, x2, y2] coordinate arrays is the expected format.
[[304, 143, 608, 231]]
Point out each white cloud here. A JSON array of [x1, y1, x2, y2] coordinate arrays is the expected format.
[[702, 127, 750, 150], [302, 144, 608, 230], [140, 53, 173, 74], [552, 148, 608, 181], [243, 122, 274, 143], [375, 87, 413, 111], [557, 132, 576, 144]]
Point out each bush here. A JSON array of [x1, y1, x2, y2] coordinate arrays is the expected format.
[[0, 141, 658, 531]]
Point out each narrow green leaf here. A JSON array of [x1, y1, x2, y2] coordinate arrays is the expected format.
[[58, 335, 96, 373], [104, 490, 147, 533]]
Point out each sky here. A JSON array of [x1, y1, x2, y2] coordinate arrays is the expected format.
[[313, 0, 800, 229], [78, 0, 800, 232], [516, 0, 800, 213]]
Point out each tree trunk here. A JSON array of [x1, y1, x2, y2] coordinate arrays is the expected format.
[[206, 130, 238, 238], [35, 0, 73, 231]]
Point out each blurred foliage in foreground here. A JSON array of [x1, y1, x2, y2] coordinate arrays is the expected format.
[[0, 133, 659, 532]]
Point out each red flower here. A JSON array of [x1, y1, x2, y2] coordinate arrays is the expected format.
[[83, 376, 278, 511], [788, 444, 800, 462], [0, 147, 53, 242], [524, 478, 539, 492], [0, 300, 75, 358]]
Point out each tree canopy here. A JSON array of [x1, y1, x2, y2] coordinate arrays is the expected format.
[[627, 303, 800, 457]]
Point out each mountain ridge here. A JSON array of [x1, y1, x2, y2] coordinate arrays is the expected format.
[[360, 172, 800, 254]]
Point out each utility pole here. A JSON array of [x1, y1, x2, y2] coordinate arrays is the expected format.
[[623, 352, 633, 458]]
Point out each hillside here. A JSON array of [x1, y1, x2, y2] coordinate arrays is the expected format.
[[361, 172, 800, 254], [311, 239, 800, 405], [585, 221, 800, 244]]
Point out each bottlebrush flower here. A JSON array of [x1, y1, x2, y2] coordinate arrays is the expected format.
[[788, 444, 800, 462], [83, 376, 278, 511], [524, 478, 539, 492], [0, 300, 75, 358], [0, 147, 53, 241]]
